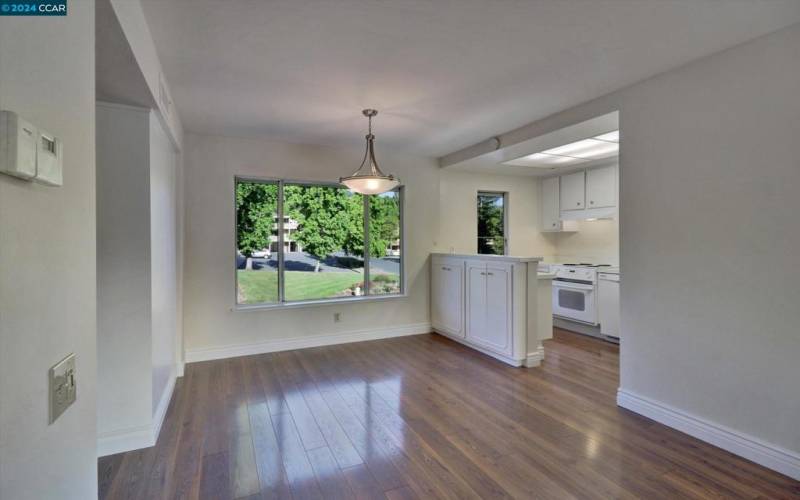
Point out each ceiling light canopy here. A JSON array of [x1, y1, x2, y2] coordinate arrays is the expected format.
[[340, 109, 400, 195], [503, 130, 619, 168]]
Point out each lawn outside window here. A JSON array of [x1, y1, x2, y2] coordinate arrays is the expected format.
[[235, 177, 404, 308]]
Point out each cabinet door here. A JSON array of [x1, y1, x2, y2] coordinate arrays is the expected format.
[[586, 165, 616, 209], [560, 171, 585, 211], [541, 176, 561, 231], [432, 258, 464, 337], [465, 263, 487, 344], [466, 263, 512, 355], [483, 264, 512, 355], [598, 277, 620, 338]]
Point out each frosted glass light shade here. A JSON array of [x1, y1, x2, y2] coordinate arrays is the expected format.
[[341, 175, 399, 195]]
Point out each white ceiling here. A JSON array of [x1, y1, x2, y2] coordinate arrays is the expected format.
[[140, 0, 800, 157]]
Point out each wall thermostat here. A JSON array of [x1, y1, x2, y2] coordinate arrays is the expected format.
[[0, 110, 63, 186]]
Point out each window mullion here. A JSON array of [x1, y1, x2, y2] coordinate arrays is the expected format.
[[363, 195, 370, 296], [277, 181, 286, 303]]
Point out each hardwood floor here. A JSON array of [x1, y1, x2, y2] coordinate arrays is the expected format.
[[99, 329, 800, 499]]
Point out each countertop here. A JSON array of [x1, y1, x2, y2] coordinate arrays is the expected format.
[[431, 252, 543, 263]]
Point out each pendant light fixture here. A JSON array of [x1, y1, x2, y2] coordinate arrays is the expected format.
[[340, 109, 400, 195]]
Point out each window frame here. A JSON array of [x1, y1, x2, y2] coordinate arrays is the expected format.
[[476, 190, 509, 256], [234, 176, 405, 310]]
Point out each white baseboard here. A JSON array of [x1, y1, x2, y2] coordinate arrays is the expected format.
[[185, 322, 432, 363], [98, 366, 178, 457], [176, 361, 185, 377], [97, 424, 154, 457], [617, 389, 800, 480], [151, 368, 177, 444], [525, 345, 545, 367]]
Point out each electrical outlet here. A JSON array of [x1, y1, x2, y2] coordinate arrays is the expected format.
[[49, 354, 76, 424], [333, 312, 341, 323]]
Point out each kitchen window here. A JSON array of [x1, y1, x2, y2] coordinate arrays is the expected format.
[[235, 177, 403, 307], [477, 191, 507, 255]]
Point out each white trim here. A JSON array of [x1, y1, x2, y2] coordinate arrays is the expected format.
[[176, 361, 185, 377], [97, 366, 178, 457], [617, 389, 800, 480], [525, 345, 545, 367], [185, 322, 431, 363], [233, 292, 408, 312], [151, 368, 177, 445], [97, 424, 153, 457]]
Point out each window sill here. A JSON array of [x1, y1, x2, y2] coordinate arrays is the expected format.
[[232, 293, 408, 312]]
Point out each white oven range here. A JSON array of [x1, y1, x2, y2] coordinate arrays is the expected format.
[[550, 264, 609, 325]]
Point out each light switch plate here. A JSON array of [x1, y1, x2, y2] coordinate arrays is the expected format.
[[49, 354, 76, 424]]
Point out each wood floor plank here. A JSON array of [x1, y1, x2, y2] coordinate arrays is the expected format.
[[99, 329, 800, 500], [199, 452, 231, 500], [272, 352, 327, 451], [270, 409, 324, 499], [340, 464, 388, 500], [306, 445, 357, 500], [246, 402, 293, 498]]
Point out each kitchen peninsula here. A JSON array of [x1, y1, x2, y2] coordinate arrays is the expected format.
[[430, 253, 553, 367]]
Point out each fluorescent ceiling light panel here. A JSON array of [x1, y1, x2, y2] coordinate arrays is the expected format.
[[502, 129, 619, 168], [504, 152, 589, 168], [541, 138, 618, 159], [594, 130, 619, 143]]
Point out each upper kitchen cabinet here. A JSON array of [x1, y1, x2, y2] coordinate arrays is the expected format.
[[558, 164, 618, 221], [541, 176, 577, 232], [560, 170, 586, 211], [586, 164, 616, 209]]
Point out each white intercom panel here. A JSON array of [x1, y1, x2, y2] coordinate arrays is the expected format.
[[0, 110, 38, 180], [0, 110, 63, 186]]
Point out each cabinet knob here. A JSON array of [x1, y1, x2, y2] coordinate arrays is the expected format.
[[487, 272, 494, 276], [590, 200, 594, 205], [577, 202, 581, 206], [552, 223, 557, 227]]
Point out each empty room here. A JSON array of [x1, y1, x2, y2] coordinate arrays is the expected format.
[[1, 1, 799, 499]]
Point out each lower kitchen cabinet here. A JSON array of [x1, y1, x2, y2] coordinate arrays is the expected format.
[[466, 261, 512, 356], [431, 256, 465, 338], [598, 272, 620, 339], [430, 253, 548, 367]]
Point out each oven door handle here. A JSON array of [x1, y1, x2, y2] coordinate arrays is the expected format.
[[553, 281, 595, 291]]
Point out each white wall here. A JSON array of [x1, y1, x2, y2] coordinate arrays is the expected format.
[[149, 113, 178, 414], [0, 2, 98, 499], [436, 169, 555, 257], [618, 23, 800, 463], [439, 22, 800, 476], [96, 104, 178, 455], [97, 103, 153, 437], [550, 218, 619, 265], [182, 133, 438, 358]]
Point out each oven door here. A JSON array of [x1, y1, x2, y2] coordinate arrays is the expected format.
[[552, 280, 598, 325]]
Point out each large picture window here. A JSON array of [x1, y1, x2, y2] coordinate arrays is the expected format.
[[235, 178, 403, 306]]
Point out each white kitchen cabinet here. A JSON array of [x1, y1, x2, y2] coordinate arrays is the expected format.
[[466, 262, 512, 356], [541, 176, 577, 232], [560, 170, 586, 211], [586, 165, 616, 209], [431, 256, 464, 338], [598, 272, 620, 339], [431, 253, 547, 367]]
